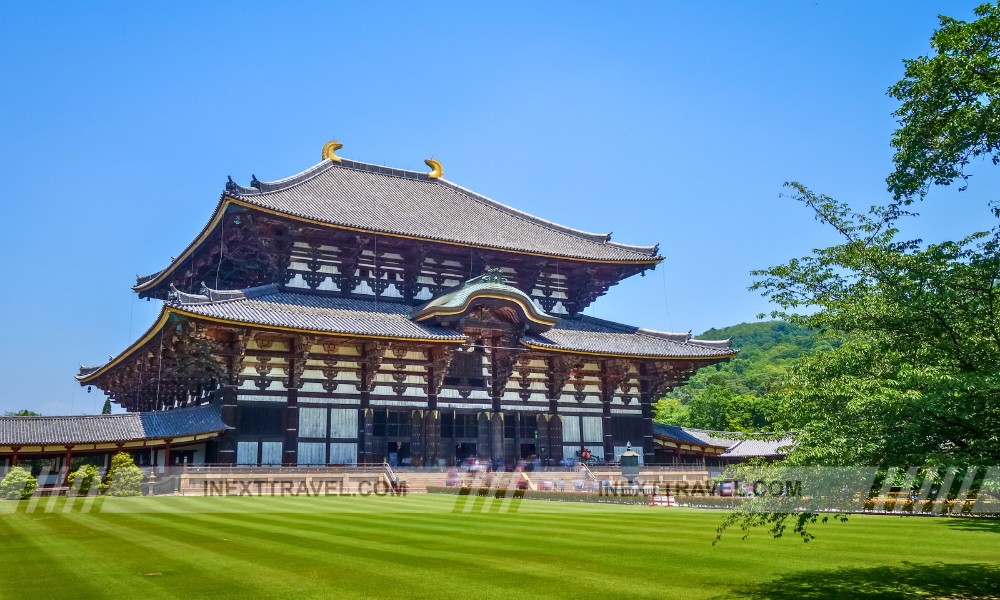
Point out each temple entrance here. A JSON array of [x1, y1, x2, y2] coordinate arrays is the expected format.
[[454, 442, 477, 464], [519, 443, 536, 461], [387, 441, 411, 467]]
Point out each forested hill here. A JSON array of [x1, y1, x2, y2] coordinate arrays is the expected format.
[[655, 321, 838, 432]]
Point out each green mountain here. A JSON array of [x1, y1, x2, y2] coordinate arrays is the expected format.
[[655, 321, 838, 432]]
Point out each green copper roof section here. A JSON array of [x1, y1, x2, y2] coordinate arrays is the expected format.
[[412, 269, 558, 330]]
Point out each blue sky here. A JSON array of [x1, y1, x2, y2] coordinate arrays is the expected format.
[[0, 1, 994, 415]]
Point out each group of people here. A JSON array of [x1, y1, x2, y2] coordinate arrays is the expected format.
[[449, 447, 602, 473]]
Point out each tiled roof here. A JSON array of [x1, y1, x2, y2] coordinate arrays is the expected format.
[[78, 365, 103, 377], [653, 423, 793, 457], [721, 437, 794, 458], [171, 285, 730, 357], [170, 284, 466, 342], [523, 315, 738, 359], [0, 404, 229, 446], [84, 283, 734, 385], [225, 158, 661, 262], [654, 423, 735, 448]]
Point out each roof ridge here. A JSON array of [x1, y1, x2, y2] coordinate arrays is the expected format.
[[687, 337, 734, 349], [226, 160, 337, 197], [681, 426, 743, 437], [0, 413, 136, 421], [229, 158, 434, 198], [680, 426, 789, 440], [167, 283, 280, 307], [636, 328, 692, 343], [435, 178, 616, 245], [241, 283, 281, 299]]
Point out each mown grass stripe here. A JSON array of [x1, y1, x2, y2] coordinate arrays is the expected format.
[[1, 496, 999, 599]]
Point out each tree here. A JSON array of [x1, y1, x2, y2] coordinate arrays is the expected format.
[[654, 397, 691, 427], [888, 2, 1000, 200], [4, 410, 40, 416], [751, 184, 1000, 469], [102, 452, 143, 497], [716, 184, 1000, 541], [0, 467, 38, 500], [717, 3, 1000, 541], [101, 398, 112, 415]]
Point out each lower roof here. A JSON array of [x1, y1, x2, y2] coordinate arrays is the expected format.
[[0, 404, 230, 446], [80, 285, 736, 383]]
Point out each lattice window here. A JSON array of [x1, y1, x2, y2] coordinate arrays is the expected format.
[[444, 349, 485, 388]]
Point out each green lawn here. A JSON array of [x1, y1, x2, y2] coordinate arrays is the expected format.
[[1, 494, 998, 599]]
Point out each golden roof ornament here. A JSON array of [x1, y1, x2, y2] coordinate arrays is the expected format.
[[321, 140, 344, 162], [424, 158, 443, 179]]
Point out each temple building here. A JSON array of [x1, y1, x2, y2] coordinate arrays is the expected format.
[[56, 141, 737, 469]]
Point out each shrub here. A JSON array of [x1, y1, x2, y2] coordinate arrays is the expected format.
[[103, 453, 143, 497], [427, 486, 656, 505], [0, 466, 38, 500], [67, 464, 101, 496]]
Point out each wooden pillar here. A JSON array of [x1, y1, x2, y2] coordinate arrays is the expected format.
[[359, 352, 374, 463], [360, 408, 375, 463], [490, 412, 504, 467], [163, 439, 173, 470], [218, 385, 238, 465], [284, 387, 299, 466], [424, 410, 441, 467], [410, 409, 424, 467], [548, 414, 563, 466], [536, 413, 550, 464], [11, 446, 19, 468], [639, 397, 655, 466], [477, 412, 491, 461], [63, 447, 73, 486], [600, 361, 627, 463], [638, 363, 661, 466], [602, 400, 615, 462]]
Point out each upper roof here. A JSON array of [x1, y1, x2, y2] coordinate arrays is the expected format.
[[224, 157, 662, 262], [0, 404, 229, 446], [524, 315, 737, 360]]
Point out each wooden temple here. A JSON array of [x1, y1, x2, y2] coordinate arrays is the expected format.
[[74, 142, 737, 467]]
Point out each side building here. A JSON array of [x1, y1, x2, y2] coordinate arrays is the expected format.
[[17, 142, 741, 471]]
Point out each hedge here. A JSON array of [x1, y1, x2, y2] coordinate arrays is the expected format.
[[427, 486, 663, 505]]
